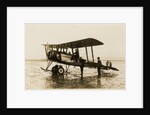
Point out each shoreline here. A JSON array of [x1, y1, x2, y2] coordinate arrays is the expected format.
[[25, 59, 125, 62]]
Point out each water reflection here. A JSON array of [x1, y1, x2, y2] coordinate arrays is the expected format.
[[52, 73, 64, 81], [97, 78, 101, 88], [45, 74, 102, 89], [51, 73, 64, 88]]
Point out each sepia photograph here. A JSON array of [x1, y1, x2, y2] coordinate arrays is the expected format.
[[7, 6, 143, 108], [25, 23, 125, 89]]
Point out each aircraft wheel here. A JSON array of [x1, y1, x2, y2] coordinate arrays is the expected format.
[[52, 65, 58, 74], [58, 66, 64, 75]]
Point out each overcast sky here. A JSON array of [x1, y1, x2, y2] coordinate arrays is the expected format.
[[25, 23, 125, 60]]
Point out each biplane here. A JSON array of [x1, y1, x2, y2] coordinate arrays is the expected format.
[[41, 38, 119, 75]]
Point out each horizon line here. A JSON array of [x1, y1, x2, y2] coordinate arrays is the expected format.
[[25, 59, 125, 61]]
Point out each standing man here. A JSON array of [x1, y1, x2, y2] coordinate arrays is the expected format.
[[97, 57, 102, 78], [73, 49, 79, 62], [79, 57, 85, 79], [106, 60, 112, 69]]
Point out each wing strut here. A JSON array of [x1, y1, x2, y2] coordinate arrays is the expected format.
[[85, 47, 89, 62], [46, 61, 53, 70], [91, 46, 94, 62], [45, 46, 48, 58]]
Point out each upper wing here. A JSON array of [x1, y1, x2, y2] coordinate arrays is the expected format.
[[42, 38, 104, 48]]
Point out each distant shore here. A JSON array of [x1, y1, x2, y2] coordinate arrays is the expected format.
[[25, 59, 125, 62]]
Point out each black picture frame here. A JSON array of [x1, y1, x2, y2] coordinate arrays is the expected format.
[[1, 0, 148, 113]]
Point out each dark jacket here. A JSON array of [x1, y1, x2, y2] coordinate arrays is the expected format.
[[98, 60, 102, 68]]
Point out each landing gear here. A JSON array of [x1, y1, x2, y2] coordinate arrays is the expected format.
[[52, 65, 58, 74], [51, 65, 64, 75], [58, 66, 64, 75]]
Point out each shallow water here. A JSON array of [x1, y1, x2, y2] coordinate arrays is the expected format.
[[25, 60, 125, 89]]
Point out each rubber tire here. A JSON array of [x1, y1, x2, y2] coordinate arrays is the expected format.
[[58, 66, 64, 75], [52, 65, 58, 74]]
